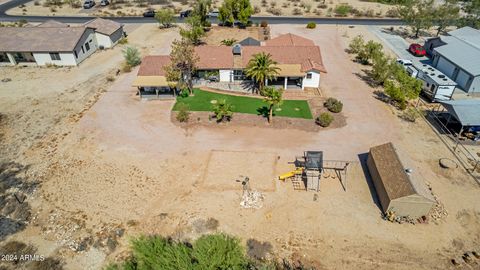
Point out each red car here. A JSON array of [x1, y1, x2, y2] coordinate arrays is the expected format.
[[409, 43, 426, 56]]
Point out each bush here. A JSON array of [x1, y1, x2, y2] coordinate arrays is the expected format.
[[306, 22, 316, 29], [316, 112, 334, 127], [334, 4, 352, 17], [193, 234, 247, 269], [122, 46, 141, 67], [348, 35, 364, 54], [176, 103, 190, 122], [324, 97, 343, 113], [400, 107, 419, 122], [179, 88, 189, 98], [260, 20, 268, 27], [212, 99, 233, 122], [385, 8, 398, 18]]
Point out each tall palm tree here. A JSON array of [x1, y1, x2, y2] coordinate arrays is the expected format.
[[245, 52, 280, 94], [263, 86, 284, 124]]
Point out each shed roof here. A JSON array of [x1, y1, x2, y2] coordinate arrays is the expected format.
[[368, 143, 434, 201], [137, 55, 170, 76], [440, 99, 480, 126], [83, 18, 123, 36], [0, 26, 91, 52]]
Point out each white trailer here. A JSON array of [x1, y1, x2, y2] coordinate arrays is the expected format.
[[414, 64, 457, 102]]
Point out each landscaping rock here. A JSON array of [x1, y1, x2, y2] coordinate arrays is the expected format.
[[439, 158, 458, 169]]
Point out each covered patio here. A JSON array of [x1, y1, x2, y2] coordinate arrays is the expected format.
[[436, 99, 480, 141], [266, 64, 305, 90], [132, 75, 176, 100]]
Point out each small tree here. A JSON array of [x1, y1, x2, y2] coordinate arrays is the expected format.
[[155, 9, 174, 28], [165, 39, 199, 94], [262, 86, 283, 124], [176, 103, 190, 122], [218, 0, 253, 27], [356, 40, 383, 65], [433, 0, 460, 36], [348, 35, 365, 54], [212, 99, 234, 122], [180, 16, 206, 45], [458, 0, 480, 29], [219, 2, 235, 26], [122, 46, 141, 67], [245, 52, 280, 93], [193, 0, 212, 27], [397, 0, 435, 38]]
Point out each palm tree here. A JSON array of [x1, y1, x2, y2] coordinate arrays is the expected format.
[[244, 52, 279, 94], [263, 86, 284, 124]]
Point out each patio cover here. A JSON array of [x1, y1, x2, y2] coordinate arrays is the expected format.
[[132, 76, 168, 87], [275, 64, 305, 77], [440, 99, 480, 126]]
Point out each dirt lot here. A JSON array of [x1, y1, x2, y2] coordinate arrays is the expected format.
[[8, 0, 395, 18], [1, 24, 480, 270], [205, 25, 262, 45]]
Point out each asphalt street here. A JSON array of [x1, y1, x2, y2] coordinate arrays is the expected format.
[[0, 0, 406, 25]]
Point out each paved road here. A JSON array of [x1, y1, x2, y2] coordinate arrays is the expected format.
[[0, 0, 406, 24], [367, 26, 429, 65]]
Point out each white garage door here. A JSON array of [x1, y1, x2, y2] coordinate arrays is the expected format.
[[456, 70, 471, 89], [436, 57, 456, 78]]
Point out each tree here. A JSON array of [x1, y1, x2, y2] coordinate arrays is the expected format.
[[348, 35, 365, 54], [458, 0, 480, 29], [193, 0, 212, 27], [212, 99, 234, 122], [165, 39, 199, 94], [433, 0, 460, 36], [356, 40, 383, 64], [218, 0, 253, 26], [180, 16, 205, 45], [245, 52, 279, 93], [155, 9, 174, 28], [262, 86, 283, 124], [397, 0, 435, 38], [122, 46, 141, 67]]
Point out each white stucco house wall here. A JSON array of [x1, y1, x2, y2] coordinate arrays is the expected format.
[[0, 18, 124, 67]]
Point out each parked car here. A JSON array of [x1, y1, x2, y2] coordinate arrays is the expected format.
[[83, 0, 95, 9], [100, 0, 109, 6], [207, 10, 219, 18], [180, 9, 192, 18], [143, 10, 155, 17], [409, 43, 426, 57], [396, 59, 413, 69]]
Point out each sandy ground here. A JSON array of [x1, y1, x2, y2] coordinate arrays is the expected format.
[[8, 0, 395, 18], [1, 23, 480, 270]]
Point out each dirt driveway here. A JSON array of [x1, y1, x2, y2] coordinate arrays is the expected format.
[[2, 24, 480, 270]]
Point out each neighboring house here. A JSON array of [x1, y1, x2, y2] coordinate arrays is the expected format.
[[425, 27, 480, 94], [0, 18, 124, 66], [83, 18, 124, 49], [133, 33, 327, 91]]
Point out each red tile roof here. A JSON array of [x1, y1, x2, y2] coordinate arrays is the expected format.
[[263, 33, 315, 46], [138, 55, 170, 76], [194, 46, 234, 69], [242, 46, 326, 73]]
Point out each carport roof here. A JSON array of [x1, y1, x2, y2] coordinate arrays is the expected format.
[[440, 99, 480, 126]]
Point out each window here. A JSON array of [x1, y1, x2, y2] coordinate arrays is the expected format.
[[74, 50, 78, 59], [49, 53, 61, 61], [0, 53, 8, 62], [81, 46, 84, 53], [306, 73, 312, 79], [85, 42, 90, 51]]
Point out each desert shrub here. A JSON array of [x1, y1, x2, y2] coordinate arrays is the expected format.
[[29, 257, 64, 270], [34, 1, 40, 5], [348, 35, 364, 54], [212, 99, 233, 122], [317, 3, 327, 9], [306, 22, 316, 29], [293, 7, 303, 15], [316, 112, 334, 127], [385, 8, 398, 17], [122, 46, 141, 67], [267, 7, 282, 15], [400, 107, 419, 122], [193, 234, 247, 269], [121, 62, 132, 73], [364, 8, 374, 17], [324, 97, 343, 113], [176, 103, 190, 122], [260, 20, 268, 27], [118, 37, 128, 44], [106, 75, 115, 82], [253, 5, 260, 13], [334, 4, 352, 16]]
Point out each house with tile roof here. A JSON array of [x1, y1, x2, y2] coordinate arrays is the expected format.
[[0, 18, 124, 66], [134, 33, 327, 93]]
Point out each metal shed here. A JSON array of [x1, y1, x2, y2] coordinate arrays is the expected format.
[[367, 143, 435, 218]]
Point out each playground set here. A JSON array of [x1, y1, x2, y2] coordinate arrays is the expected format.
[[279, 151, 350, 192]]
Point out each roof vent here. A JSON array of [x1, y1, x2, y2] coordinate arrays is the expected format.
[[443, 78, 448, 81], [232, 44, 242, 55], [438, 74, 445, 78]]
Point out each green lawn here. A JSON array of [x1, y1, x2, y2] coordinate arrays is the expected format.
[[173, 89, 313, 119]]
